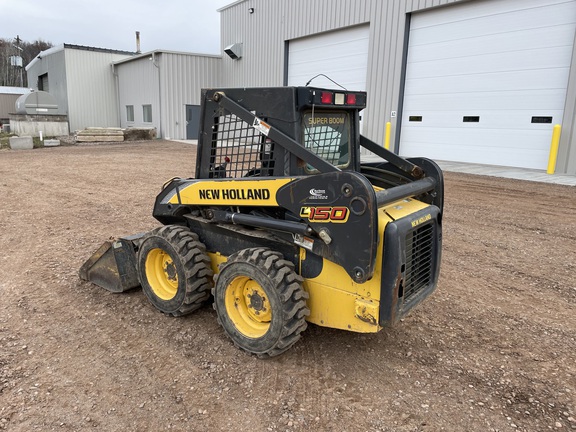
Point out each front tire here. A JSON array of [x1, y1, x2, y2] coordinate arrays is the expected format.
[[213, 248, 309, 357], [138, 225, 213, 316]]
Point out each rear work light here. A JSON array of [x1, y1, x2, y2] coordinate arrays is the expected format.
[[305, 88, 366, 109], [321, 91, 333, 104]]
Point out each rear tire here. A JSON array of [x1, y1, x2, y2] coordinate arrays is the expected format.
[[213, 248, 309, 357], [138, 225, 213, 316]]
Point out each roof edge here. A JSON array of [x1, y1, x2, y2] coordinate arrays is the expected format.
[[113, 49, 222, 65], [25, 44, 65, 71], [217, 0, 247, 12], [0, 86, 31, 95], [26, 43, 135, 71], [62, 44, 135, 55]]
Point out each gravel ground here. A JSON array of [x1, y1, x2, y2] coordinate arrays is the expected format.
[[0, 140, 574, 431]]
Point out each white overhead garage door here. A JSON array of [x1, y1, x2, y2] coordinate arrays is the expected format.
[[400, 0, 576, 170], [287, 25, 369, 91]]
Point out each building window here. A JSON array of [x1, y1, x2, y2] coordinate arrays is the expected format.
[[38, 73, 49, 92], [126, 105, 134, 122], [143, 105, 152, 123]]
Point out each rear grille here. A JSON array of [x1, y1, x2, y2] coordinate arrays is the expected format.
[[403, 223, 435, 303]]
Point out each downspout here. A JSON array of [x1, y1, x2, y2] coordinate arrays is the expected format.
[[152, 52, 163, 139], [111, 63, 121, 128]]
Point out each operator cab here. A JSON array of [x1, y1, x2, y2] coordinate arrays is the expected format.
[[196, 86, 366, 179], [296, 87, 366, 175]]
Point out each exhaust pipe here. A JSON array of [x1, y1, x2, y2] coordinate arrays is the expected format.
[[136, 31, 141, 54]]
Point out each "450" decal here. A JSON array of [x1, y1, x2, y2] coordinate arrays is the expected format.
[[300, 206, 349, 223]]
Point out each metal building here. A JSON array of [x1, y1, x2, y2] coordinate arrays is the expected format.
[[219, 0, 576, 175], [114, 50, 222, 140], [25, 44, 134, 133], [0, 86, 30, 128], [21, 0, 576, 175]]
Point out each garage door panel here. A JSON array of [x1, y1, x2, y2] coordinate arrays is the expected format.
[[290, 57, 368, 75], [400, 0, 576, 170], [407, 24, 576, 63], [401, 141, 550, 161], [406, 46, 573, 80], [289, 45, 368, 65], [290, 36, 369, 56], [404, 68, 571, 95], [402, 127, 553, 148], [402, 141, 549, 169], [402, 110, 564, 128], [401, 128, 553, 169], [288, 25, 369, 89], [409, 1, 576, 46], [411, 0, 569, 29], [403, 89, 568, 111], [290, 51, 367, 67]]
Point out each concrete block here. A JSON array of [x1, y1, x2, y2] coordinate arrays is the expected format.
[[76, 135, 124, 142], [9, 136, 33, 150], [78, 128, 123, 136], [44, 139, 60, 147], [76, 127, 124, 143], [9, 115, 69, 137]]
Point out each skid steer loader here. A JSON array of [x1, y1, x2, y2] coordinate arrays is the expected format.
[[79, 86, 443, 357]]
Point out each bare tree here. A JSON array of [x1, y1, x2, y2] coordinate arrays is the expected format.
[[0, 36, 52, 87]]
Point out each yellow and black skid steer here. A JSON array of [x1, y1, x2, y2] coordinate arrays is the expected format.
[[80, 86, 443, 357]]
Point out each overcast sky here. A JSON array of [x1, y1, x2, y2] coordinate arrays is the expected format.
[[2, 0, 233, 54]]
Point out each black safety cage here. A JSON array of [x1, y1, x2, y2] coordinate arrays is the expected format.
[[194, 86, 443, 211], [196, 87, 367, 179]]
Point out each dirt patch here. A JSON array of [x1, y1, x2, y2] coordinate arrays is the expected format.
[[0, 141, 574, 431]]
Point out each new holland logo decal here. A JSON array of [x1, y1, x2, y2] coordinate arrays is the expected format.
[[198, 188, 271, 200]]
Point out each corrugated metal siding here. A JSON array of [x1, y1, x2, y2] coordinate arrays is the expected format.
[[64, 49, 132, 132], [220, 0, 576, 174], [116, 53, 221, 139], [0, 94, 21, 118], [559, 36, 576, 174], [160, 53, 222, 139], [219, 0, 470, 146], [404, 0, 467, 12], [117, 57, 159, 132], [26, 49, 68, 119]]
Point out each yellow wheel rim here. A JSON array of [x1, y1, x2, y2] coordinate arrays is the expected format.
[[224, 276, 271, 338], [145, 248, 179, 300]]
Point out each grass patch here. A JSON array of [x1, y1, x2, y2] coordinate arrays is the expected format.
[[0, 133, 75, 149], [33, 137, 46, 148], [0, 132, 13, 149]]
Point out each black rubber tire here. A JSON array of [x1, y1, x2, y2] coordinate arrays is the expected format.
[[138, 225, 213, 316], [213, 248, 310, 358]]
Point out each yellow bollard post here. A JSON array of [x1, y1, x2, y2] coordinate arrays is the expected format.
[[547, 124, 561, 175], [384, 121, 391, 150]]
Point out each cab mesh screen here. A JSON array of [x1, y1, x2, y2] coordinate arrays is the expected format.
[[208, 113, 275, 178]]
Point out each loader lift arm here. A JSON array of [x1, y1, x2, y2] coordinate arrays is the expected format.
[[211, 90, 430, 181], [209, 90, 442, 211]]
